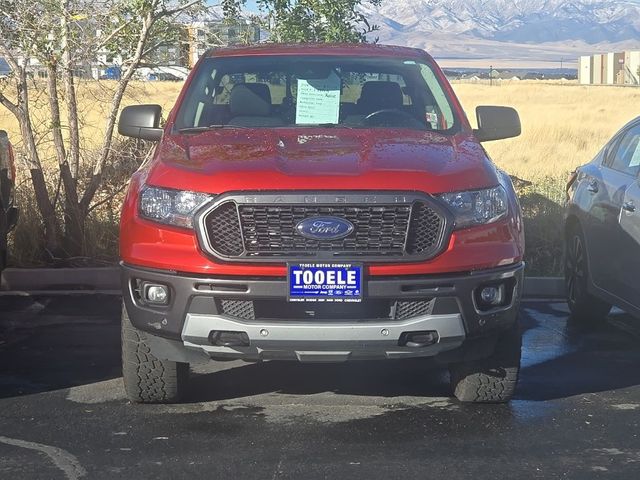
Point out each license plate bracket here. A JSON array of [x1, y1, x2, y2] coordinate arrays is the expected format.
[[287, 263, 363, 303]]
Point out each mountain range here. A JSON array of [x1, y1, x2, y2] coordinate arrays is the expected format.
[[359, 0, 640, 68]]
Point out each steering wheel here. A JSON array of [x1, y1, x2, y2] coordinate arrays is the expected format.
[[363, 108, 420, 127]]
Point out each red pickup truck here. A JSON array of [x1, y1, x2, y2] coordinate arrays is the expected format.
[[118, 44, 524, 404]]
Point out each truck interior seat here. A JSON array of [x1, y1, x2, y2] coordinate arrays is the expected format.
[[357, 81, 404, 114], [228, 83, 285, 127]]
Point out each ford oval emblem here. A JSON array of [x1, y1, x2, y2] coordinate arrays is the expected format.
[[296, 216, 354, 240]]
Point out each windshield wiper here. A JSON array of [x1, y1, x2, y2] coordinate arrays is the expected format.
[[177, 124, 250, 133]]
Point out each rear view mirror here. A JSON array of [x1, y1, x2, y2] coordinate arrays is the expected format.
[[118, 104, 163, 141], [292, 63, 334, 80], [474, 106, 521, 142]]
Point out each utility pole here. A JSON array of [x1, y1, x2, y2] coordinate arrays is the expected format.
[[489, 65, 493, 86], [560, 58, 564, 72]]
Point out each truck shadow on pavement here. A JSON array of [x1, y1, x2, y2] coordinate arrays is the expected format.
[[1, 296, 639, 403], [0, 294, 122, 399], [188, 302, 640, 403]]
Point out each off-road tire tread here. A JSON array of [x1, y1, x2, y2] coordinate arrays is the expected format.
[[449, 326, 521, 403], [121, 305, 188, 403], [450, 364, 519, 403]]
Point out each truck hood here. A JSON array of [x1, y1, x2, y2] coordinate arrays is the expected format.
[[146, 128, 499, 194]]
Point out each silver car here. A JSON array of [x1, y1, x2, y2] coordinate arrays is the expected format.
[[565, 116, 640, 321]]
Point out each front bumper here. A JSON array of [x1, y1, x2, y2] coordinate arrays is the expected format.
[[181, 312, 466, 362], [122, 262, 523, 364]]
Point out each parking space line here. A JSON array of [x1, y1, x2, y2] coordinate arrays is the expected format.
[[0, 436, 87, 479]]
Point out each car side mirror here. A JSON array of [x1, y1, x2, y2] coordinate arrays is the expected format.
[[118, 104, 163, 141], [474, 106, 521, 142]]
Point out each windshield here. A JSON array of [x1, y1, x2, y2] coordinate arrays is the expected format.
[[175, 55, 459, 132]]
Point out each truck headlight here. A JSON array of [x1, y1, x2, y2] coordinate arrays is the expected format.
[[139, 186, 212, 228], [438, 186, 508, 229]]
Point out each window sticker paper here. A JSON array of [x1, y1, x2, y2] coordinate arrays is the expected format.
[[296, 71, 341, 125]]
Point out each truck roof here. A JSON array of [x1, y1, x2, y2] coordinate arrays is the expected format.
[[205, 43, 433, 61]]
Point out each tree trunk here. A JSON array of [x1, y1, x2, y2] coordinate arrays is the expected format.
[[46, 60, 85, 256], [17, 67, 61, 256], [61, 1, 81, 179]]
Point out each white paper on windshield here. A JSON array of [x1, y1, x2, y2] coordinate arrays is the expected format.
[[295, 71, 341, 125]]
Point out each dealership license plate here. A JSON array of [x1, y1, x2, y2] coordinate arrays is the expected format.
[[288, 263, 363, 303]]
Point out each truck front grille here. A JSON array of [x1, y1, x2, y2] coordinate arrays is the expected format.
[[239, 204, 411, 256], [197, 192, 451, 263]]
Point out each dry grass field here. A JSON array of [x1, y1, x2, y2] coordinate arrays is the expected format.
[[0, 81, 182, 150], [3, 80, 636, 177], [2, 80, 639, 274], [454, 81, 640, 179]]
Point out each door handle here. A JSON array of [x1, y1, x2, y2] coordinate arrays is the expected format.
[[586, 179, 599, 194], [622, 201, 636, 213]]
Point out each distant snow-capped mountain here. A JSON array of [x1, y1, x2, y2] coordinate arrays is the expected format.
[[360, 0, 640, 66]]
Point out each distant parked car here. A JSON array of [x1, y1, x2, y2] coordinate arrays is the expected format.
[[0, 130, 18, 271], [99, 66, 121, 81], [565, 116, 640, 320], [154, 72, 182, 82]]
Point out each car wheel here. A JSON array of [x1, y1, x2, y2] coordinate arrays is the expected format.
[[121, 304, 189, 403], [449, 324, 521, 403], [564, 226, 611, 322]]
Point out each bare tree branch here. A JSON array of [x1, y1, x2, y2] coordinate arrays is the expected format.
[[0, 91, 20, 117], [161, 0, 203, 18], [81, 9, 156, 210], [95, 18, 135, 50]]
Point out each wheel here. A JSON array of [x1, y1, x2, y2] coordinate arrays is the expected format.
[[121, 304, 189, 403], [564, 226, 611, 322], [449, 325, 521, 403]]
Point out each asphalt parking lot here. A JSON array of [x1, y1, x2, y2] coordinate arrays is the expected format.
[[1, 295, 640, 479]]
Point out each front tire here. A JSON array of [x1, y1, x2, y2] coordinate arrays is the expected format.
[[449, 325, 521, 403], [121, 304, 189, 403], [564, 226, 611, 322]]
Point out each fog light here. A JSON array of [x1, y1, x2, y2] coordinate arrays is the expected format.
[[143, 283, 169, 305], [480, 286, 501, 305], [477, 284, 506, 310]]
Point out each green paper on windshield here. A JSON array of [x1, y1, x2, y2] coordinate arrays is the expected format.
[[295, 71, 341, 124]]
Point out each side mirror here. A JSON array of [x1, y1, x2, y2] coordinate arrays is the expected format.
[[474, 106, 521, 142], [118, 104, 163, 141]]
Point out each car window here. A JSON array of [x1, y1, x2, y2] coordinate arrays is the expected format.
[[607, 124, 640, 177], [176, 55, 460, 132], [418, 63, 455, 129], [206, 72, 411, 111]]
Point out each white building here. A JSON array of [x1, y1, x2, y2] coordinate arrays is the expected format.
[[578, 50, 640, 85]]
